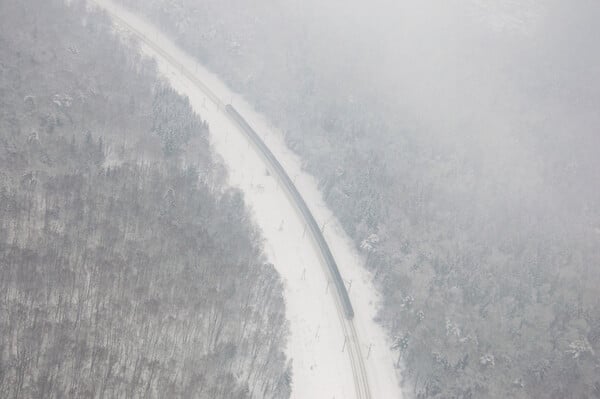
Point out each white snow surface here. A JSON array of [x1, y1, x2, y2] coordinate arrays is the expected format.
[[92, 1, 404, 398]]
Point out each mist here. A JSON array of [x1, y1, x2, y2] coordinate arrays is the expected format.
[[283, 0, 600, 206], [2, 0, 599, 397]]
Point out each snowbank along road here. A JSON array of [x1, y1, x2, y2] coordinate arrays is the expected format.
[[91, 1, 404, 398]]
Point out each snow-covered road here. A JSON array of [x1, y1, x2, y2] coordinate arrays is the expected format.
[[92, 1, 404, 398]]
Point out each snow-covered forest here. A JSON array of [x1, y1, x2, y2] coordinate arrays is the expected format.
[[2, 0, 599, 398], [114, 0, 600, 397], [0, 1, 290, 397]]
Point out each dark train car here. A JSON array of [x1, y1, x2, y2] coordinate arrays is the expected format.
[[225, 104, 355, 319]]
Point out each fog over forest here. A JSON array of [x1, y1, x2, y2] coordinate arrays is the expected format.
[[1, 0, 599, 398]]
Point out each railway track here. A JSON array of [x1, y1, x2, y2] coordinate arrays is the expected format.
[[226, 104, 371, 398], [93, 2, 372, 397]]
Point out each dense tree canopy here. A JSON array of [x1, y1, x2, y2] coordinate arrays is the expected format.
[[0, 1, 290, 397]]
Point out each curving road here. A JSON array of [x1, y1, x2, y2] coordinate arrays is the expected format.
[[92, 1, 372, 397]]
